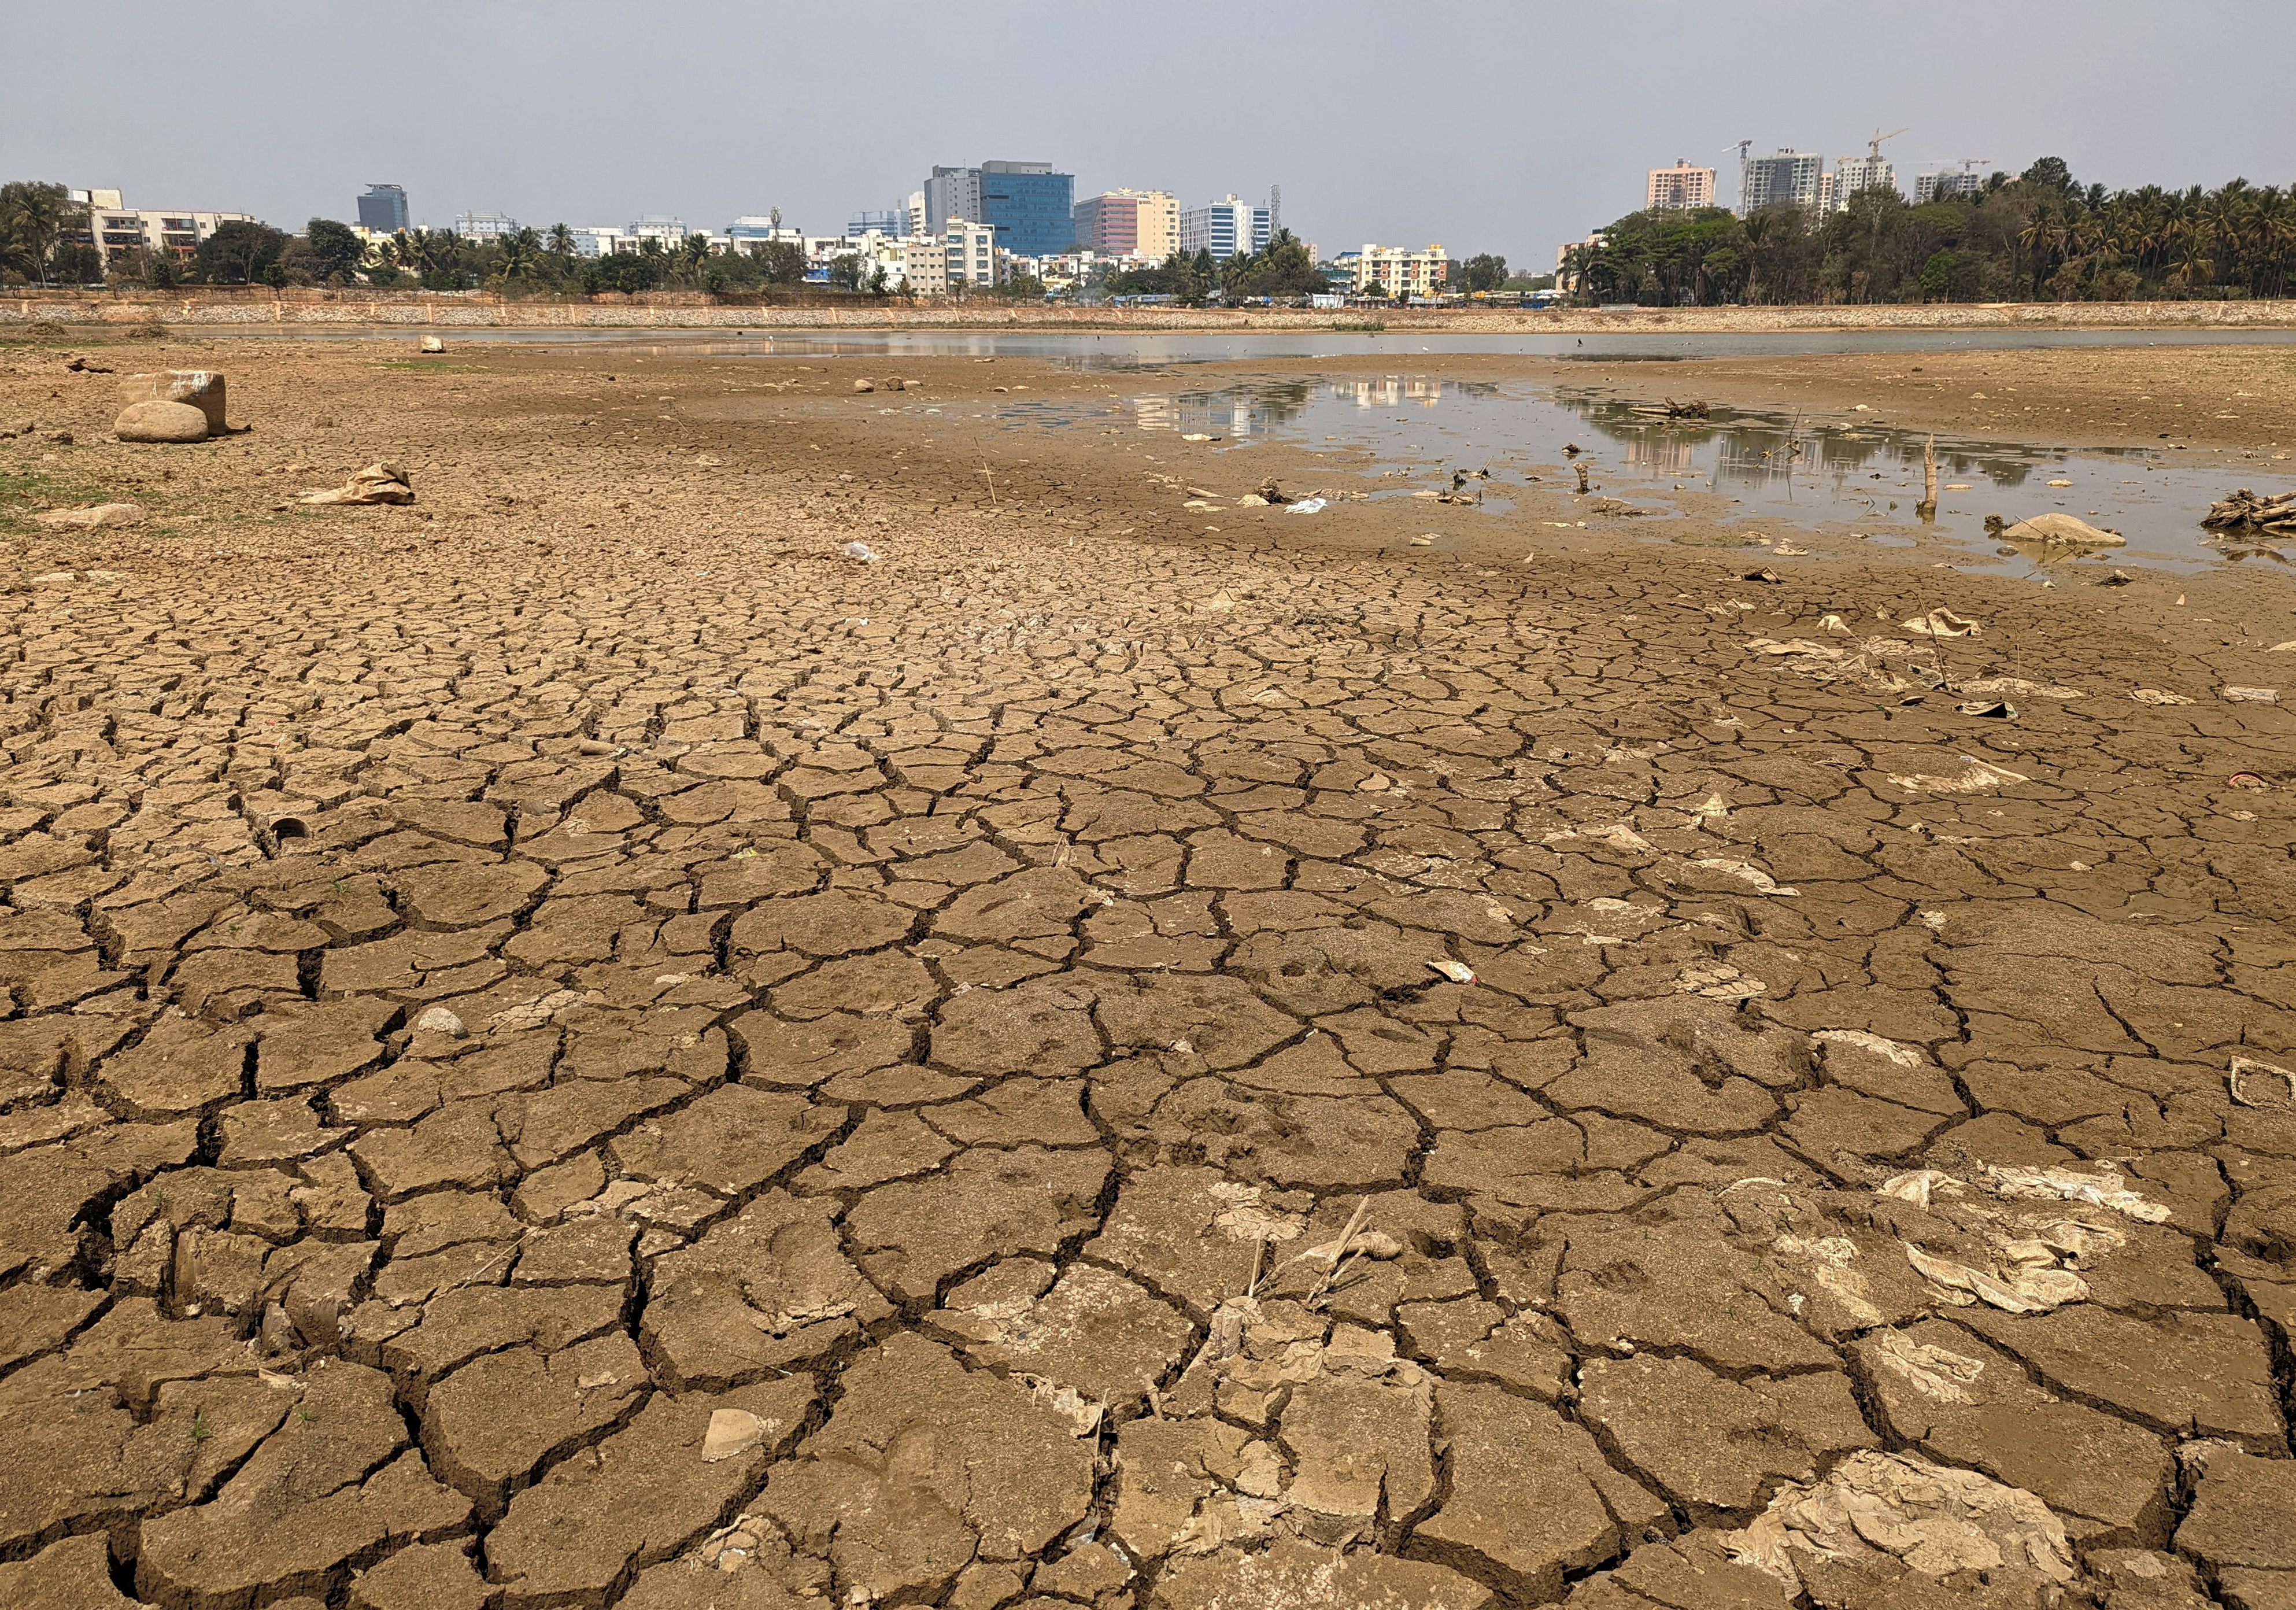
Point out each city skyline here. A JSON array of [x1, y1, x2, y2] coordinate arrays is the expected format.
[[6, 0, 2290, 272]]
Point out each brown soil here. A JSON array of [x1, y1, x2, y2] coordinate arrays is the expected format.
[[2, 334, 2293, 1610]]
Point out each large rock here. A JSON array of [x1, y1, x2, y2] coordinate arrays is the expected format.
[[113, 398, 209, 444], [2001, 512, 2124, 546], [120, 370, 225, 431]]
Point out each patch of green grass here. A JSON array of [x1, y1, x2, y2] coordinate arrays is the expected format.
[[0, 462, 120, 534]]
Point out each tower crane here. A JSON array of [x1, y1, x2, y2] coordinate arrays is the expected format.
[[1866, 127, 1909, 161]]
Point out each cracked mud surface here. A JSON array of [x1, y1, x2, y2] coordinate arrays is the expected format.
[[3, 336, 2296, 1609]]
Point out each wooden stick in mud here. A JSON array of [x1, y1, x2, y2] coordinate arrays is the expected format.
[[1917, 434, 1938, 521]]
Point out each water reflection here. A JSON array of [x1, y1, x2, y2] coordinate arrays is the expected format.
[[988, 374, 2280, 575]]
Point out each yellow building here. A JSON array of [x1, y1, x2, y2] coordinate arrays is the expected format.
[[1646, 160, 1716, 211], [1350, 243, 1449, 298]]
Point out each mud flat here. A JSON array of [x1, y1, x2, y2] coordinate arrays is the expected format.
[[1, 331, 2293, 1610]]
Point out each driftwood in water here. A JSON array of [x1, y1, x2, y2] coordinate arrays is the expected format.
[[2204, 488, 2296, 533]]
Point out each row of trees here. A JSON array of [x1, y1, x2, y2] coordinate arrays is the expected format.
[[1565, 158, 2296, 306]]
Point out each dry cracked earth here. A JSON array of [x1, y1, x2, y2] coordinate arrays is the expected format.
[[4, 337, 2296, 1610]]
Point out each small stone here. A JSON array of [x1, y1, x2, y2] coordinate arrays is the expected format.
[[419, 335, 446, 353], [114, 399, 208, 443], [414, 1006, 467, 1039], [852, 379, 875, 393]]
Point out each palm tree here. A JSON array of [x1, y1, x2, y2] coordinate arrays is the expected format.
[[0, 181, 70, 287], [494, 227, 545, 283]]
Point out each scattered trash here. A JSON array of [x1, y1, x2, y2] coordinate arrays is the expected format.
[[1818, 614, 1850, 633], [2269, 640, 2296, 652], [1676, 961, 1765, 1000], [1425, 958, 1477, 984], [2230, 772, 2269, 791], [1742, 567, 1783, 584], [2223, 686, 2279, 703], [1408, 533, 1434, 545], [2096, 570, 2135, 586], [2129, 688, 2194, 706], [302, 462, 414, 505], [1725, 1452, 2074, 1593], [1180, 433, 1211, 441], [1574, 463, 1591, 493], [36, 503, 145, 529], [1587, 497, 1652, 516], [2230, 1056, 2296, 1108], [1254, 479, 1292, 506], [1284, 497, 1326, 515], [1956, 700, 2017, 719], [418, 335, 445, 354], [1770, 542, 1809, 556], [1690, 858, 1798, 896], [700, 1408, 771, 1463], [841, 541, 881, 562], [1902, 608, 1980, 637], [2203, 488, 2296, 533], [852, 379, 874, 393], [2046, 478, 2073, 488]]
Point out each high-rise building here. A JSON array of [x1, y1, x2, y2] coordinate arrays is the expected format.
[[925, 163, 1075, 256], [1740, 150, 1824, 213], [1831, 155, 1898, 208], [978, 162, 1074, 256], [904, 190, 927, 236], [1915, 170, 1986, 204], [1646, 161, 1715, 211], [924, 167, 981, 237], [848, 209, 906, 238], [1073, 189, 1180, 260], [358, 183, 409, 232], [1178, 195, 1271, 261]]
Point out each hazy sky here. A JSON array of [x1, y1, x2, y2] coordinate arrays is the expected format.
[[10, 0, 2293, 267]]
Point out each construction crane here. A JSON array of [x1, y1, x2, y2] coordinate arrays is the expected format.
[[1866, 127, 1909, 161], [1958, 157, 1990, 175]]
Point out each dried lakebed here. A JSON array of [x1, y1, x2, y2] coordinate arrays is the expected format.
[[1, 336, 2295, 1610]]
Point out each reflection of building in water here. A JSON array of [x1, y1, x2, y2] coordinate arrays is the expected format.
[[1621, 433, 1698, 475], [1328, 379, 1444, 409], [1130, 396, 1174, 431]]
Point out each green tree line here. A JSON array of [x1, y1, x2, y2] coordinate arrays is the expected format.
[[1107, 230, 1332, 304], [1565, 158, 2296, 306]]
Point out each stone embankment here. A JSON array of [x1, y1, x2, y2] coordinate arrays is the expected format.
[[7, 286, 2296, 334]]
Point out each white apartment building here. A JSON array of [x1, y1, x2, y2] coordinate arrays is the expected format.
[[66, 190, 258, 264], [943, 219, 1000, 286], [452, 212, 520, 241], [1350, 243, 1449, 297], [1556, 231, 1606, 290], [1831, 155, 1898, 206], [1914, 170, 1987, 204], [1740, 150, 1824, 213]]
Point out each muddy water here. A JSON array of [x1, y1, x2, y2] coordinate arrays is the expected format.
[[977, 376, 2294, 578]]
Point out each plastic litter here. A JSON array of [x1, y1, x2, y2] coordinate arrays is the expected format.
[[841, 541, 880, 562], [2129, 688, 2194, 706], [1425, 958, 1477, 984], [301, 462, 413, 506], [2223, 686, 2279, 702], [1957, 700, 2017, 718], [1902, 608, 1980, 637], [1284, 497, 1326, 514]]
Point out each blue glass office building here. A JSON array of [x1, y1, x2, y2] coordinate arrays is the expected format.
[[978, 162, 1074, 256]]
